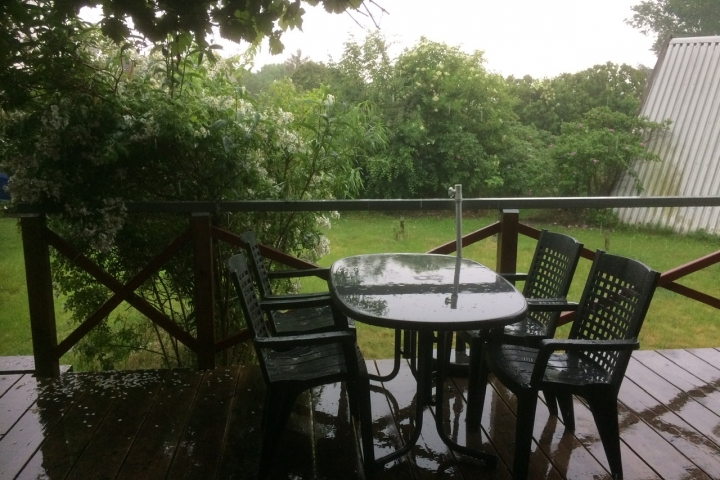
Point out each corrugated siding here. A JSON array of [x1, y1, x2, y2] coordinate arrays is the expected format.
[[614, 36, 720, 234]]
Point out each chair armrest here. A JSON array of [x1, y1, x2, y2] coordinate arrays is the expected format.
[[500, 272, 527, 282], [530, 338, 639, 384], [260, 295, 333, 311], [526, 299, 579, 312], [255, 330, 356, 349], [268, 267, 330, 280]]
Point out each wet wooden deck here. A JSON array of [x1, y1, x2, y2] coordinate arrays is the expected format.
[[2, 348, 720, 479]]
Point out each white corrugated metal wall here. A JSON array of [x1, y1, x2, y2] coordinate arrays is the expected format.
[[614, 36, 720, 234]]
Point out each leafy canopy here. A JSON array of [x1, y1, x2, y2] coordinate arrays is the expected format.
[[629, 0, 720, 53]]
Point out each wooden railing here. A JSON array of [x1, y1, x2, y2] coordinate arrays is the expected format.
[[14, 196, 720, 377]]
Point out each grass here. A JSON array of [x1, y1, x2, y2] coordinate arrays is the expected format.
[[302, 211, 720, 358], [0, 217, 76, 360], [2, 211, 719, 362], [0, 217, 33, 355]]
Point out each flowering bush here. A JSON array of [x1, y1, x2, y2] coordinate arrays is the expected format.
[[0, 26, 385, 369]]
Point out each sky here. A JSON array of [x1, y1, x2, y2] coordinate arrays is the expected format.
[[216, 0, 659, 79]]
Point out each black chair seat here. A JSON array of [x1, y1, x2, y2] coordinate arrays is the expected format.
[[272, 305, 339, 334], [462, 317, 549, 343], [264, 343, 366, 384], [488, 343, 612, 388]]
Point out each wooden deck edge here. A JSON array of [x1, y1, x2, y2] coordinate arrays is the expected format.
[[0, 356, 73, 374]]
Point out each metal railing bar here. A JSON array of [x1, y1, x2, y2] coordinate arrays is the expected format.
[[9, 196, 720, 215]]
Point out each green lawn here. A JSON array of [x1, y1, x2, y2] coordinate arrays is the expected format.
[[305, 211, 720, 357], [0, 217, 34, 355], [2, 212, 719, 362]]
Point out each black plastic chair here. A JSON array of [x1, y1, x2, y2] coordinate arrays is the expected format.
[[227, 253, 375, 478], [459, 229, 584, 429], [242, 230, 405, 381], [483, 250, 660, 480], [240, 230, 344, 335]]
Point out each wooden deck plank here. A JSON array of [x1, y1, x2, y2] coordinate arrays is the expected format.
[[116, 369, 203, 480], [0, 357, 34, 374], [626, 357, 720, 447], [215, 365, 265, 480], [0, 373, 21, 399], [622, 358, 717, 479], [166, 368, 240, 479], [3, 348, 720, 479], [0, 376, 83, 480], [0, 374, 37, 436], [618, 376, 720, 479], [65, 370, 167, 480], [634, 350, 720, 402], [13, 373, 121, 480]]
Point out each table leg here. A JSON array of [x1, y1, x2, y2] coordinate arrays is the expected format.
[[434, 331, 497, 468], [368, 329, 402, 382], [368, 331, 431, 471]]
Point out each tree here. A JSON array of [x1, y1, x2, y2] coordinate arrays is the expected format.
[[244, 63, 289, 94], [291, 60, 339, 91], [0, 0, 383, 111], [363, 38, 517, 199], [508, 63, 649, 136], [628, 0, 720, 53], [551, 107, 669, 197]]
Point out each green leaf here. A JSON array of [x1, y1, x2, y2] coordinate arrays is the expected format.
[[210, 119, 227, 131]]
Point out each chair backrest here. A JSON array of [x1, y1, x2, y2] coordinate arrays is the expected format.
[[569, 250, 660, 386], [227, 253, 270, 341], [523, 230, 584, 326], [240, 230, 275, 299]]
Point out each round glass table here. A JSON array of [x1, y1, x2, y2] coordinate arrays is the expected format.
[[329, 253, 528, 471]]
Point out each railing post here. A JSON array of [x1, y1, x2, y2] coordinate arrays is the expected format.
[[496, 209, 519, 278], [192, 212, 216, 370], [20, 214, 60, 377]]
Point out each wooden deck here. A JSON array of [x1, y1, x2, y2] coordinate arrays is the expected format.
[[2, 348, 720, 479]]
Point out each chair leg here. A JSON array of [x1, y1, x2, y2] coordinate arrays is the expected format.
[[512, 392, 539, 480], [465, 337, 488, 432], [354, 376, 376, 476], [347, 378, 360, 420], [542, 389, 559, 416], [556, 391, 575, 431], [586, 391, 623, 479]]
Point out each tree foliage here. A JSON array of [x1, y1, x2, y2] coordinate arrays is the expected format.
[[629, 0, 720, 53], [359, 38, 518, 198], [508, 62, 648, 135], [0, 21, 385, 369], [551, 107, 669, 196]]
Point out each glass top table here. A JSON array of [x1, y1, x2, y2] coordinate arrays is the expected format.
[[328, 253, 528, 472]]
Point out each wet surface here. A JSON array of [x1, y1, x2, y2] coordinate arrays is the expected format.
[[1, 349, 720, 479], [330, 254, 527, 330]]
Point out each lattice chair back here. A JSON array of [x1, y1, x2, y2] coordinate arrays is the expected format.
[[569, 250, 659, 388], [241, 230, 275, 299], [227, 253, 271, 343], [522, 230, 583, 330]]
